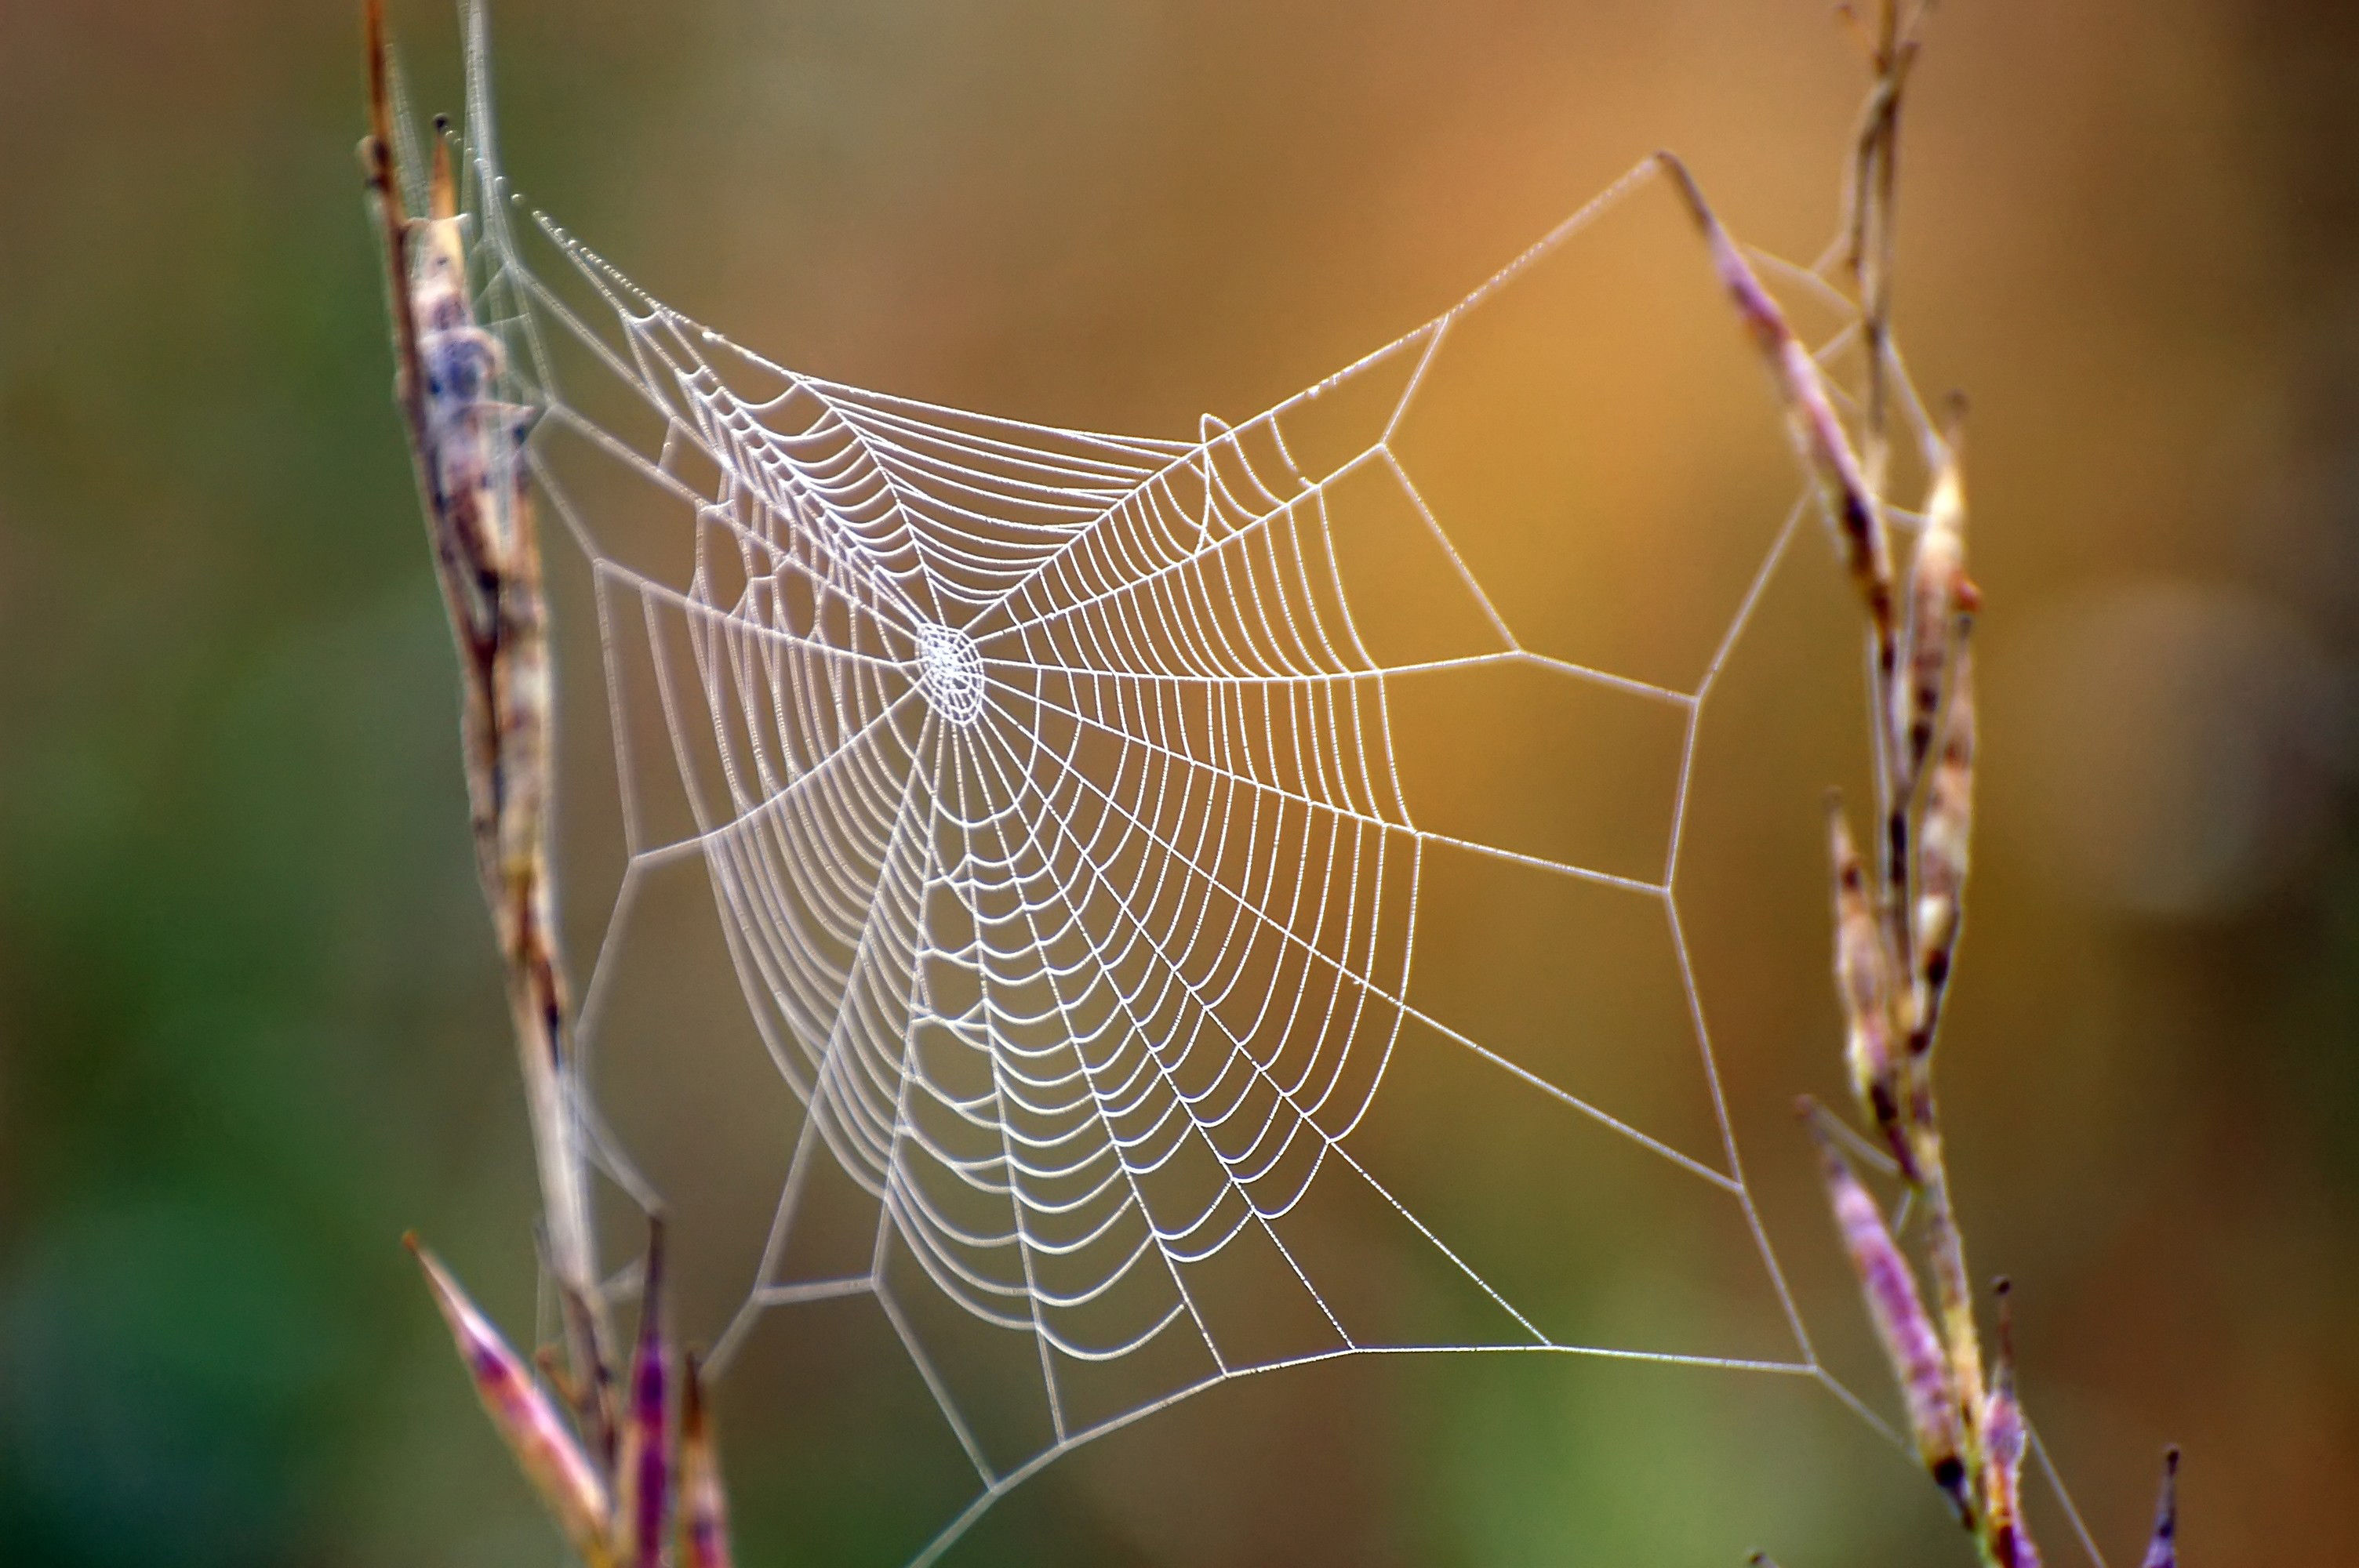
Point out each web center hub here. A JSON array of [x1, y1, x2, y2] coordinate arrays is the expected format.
[[914, 621, 986, 725]]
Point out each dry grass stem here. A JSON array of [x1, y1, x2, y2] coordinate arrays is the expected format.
[[362, 0, 603, 1392], [1690, 5, 2185, 1564], [363, 2, 730, 1559], [1832, 0, 1928, 495]]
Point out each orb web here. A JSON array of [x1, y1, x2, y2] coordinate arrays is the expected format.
[[428, 7, 2022, 1563]]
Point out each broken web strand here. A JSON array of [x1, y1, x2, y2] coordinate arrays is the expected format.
[[437, 11, 2106, 1561]]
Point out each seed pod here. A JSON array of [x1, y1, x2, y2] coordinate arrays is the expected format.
[[2139, 1448, 2181, 1568], [1910, 641, 1976, 1057], [615, 1221, 672, 1568], [1658, 152, 1893, 644], [1802, 1102, 1967, 1516], [679, 1354, 737, 1568], [1892, 409, 1974, 799], [1921, 1189, 1987, 1448], [1980, 1280, 2041, 1568], [409, 1235, 612, 1563], [1829, 799, 1909, 1175]]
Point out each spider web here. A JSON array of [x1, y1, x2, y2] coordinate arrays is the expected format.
[[435, 9, 2111, 1566]]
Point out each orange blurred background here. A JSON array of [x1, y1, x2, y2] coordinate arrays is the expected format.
[[2, 2, 2352, 1565]]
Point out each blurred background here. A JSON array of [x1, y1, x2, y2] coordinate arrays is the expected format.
[[2, 0, 2353, 1564]]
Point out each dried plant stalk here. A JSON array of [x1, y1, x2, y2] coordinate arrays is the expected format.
[[362, 2, 731, 1559], [1834, 0, 1919, 499], [361, 0, 604, 1390], [1684, 5, 2186, 1566]]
